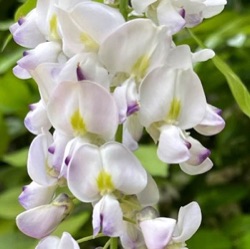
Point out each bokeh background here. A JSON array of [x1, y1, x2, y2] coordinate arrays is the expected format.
[[0, 0, 249, 248]]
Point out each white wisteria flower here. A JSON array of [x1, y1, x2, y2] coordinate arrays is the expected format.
[[57, 1, 125, 57], [99, 18, 171, 87], [138, 65, 207, 166], [35, 232, 79, 249], [67, 141, 147, 236], [16, 193, 73, 239], [139, 202, 201, 249], [131, 0, 227, 34], [47, 80, 118, 144]]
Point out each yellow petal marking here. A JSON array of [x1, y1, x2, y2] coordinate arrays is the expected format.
[[166, 98, 181, 124], [70, 109, 87, 136], [96, 170, 115, 195], [131, 54, 150, 81], [80, 32, 99, 52], [49, 14, 59, 40]]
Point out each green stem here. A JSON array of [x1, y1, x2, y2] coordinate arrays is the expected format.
[[186, 28, 205, 49], [103, 239, 111, 249], [119, 0, 129, 21], [77, 233, 105, 244], [110, 237, 118, 249], [123, 216, 137, 224]]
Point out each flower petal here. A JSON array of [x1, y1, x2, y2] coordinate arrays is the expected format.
[[185, 136, 211, 166], [157, 0, 186, 35], [173, 202, 202, 242], [140, 218, 176, 249], [24, 101, 51, 135], [58, 232, 80, 249], [47, 80, 118, 140], [16, 203, 66, 239], [99, 18, 170, 78], [157, 125, 190, 164], [28, 132, 58, 186], [67, 143, 101, 202], [92, 195, 124, 237], [180, 158, 213, 175], [10, 10, 46, 48], [19, 181, 56, 210], [58, 1, 124, 56], [35, 235, 60, 249], [137, 173, 159, 206], [100, 142, 147, 195], [194, 104, 225, 136]]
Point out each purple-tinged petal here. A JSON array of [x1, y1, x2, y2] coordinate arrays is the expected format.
[[195, 104, 225, 136], [185, 136, 211, 166], [92, 195, 124, 237], [27, 132, 58, 186], [140, 218, 176, 249], [16, 194, 73, 239], [127, 102, 140, 116], [76, 65, 86, 81], [13, 65, 31, 79], [157, 125, 190, 164], [19, 181, 56, 210], [157, 0, 186, 35], [179, 158, 213, 175], [24, 101, 51, 135], [122, 115, 143, 151], [113, 79, 139, 123], [10, 10, 46, 48], [17, 41, 62, 70]]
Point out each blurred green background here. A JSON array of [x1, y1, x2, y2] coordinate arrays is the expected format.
[[0, 0, 250, 248]]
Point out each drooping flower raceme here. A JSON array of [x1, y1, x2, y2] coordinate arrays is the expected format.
[[10, 0, 226, 248]]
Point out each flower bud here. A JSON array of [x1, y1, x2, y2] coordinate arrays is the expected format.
[[16, 193, 74, 239]]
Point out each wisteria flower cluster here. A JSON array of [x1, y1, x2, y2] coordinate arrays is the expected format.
[[10, 0, 226, 248]]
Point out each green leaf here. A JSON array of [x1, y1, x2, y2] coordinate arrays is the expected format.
[[0, 20, 14, 31], [0, 71, 32, 115], [14, 0, 37, 21], [134, 145, 168, 177], [2, 147, 28, 168], [53, 212, 90, 236], [0, 47, 23, 74], [0, 187, 24, 219], [188, 229, 232, 249], [212, 55, 250, 117], [223, 215, 250, 238], [1, 34, 13, 53], [0, 232, 37, 249], [235, 233, 250, 249], [188, 29, 250, 117], [197, 185, 248, 214], [0, 113, 10, 157]]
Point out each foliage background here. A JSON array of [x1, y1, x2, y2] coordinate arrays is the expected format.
[[0, 0, 249, 248]]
